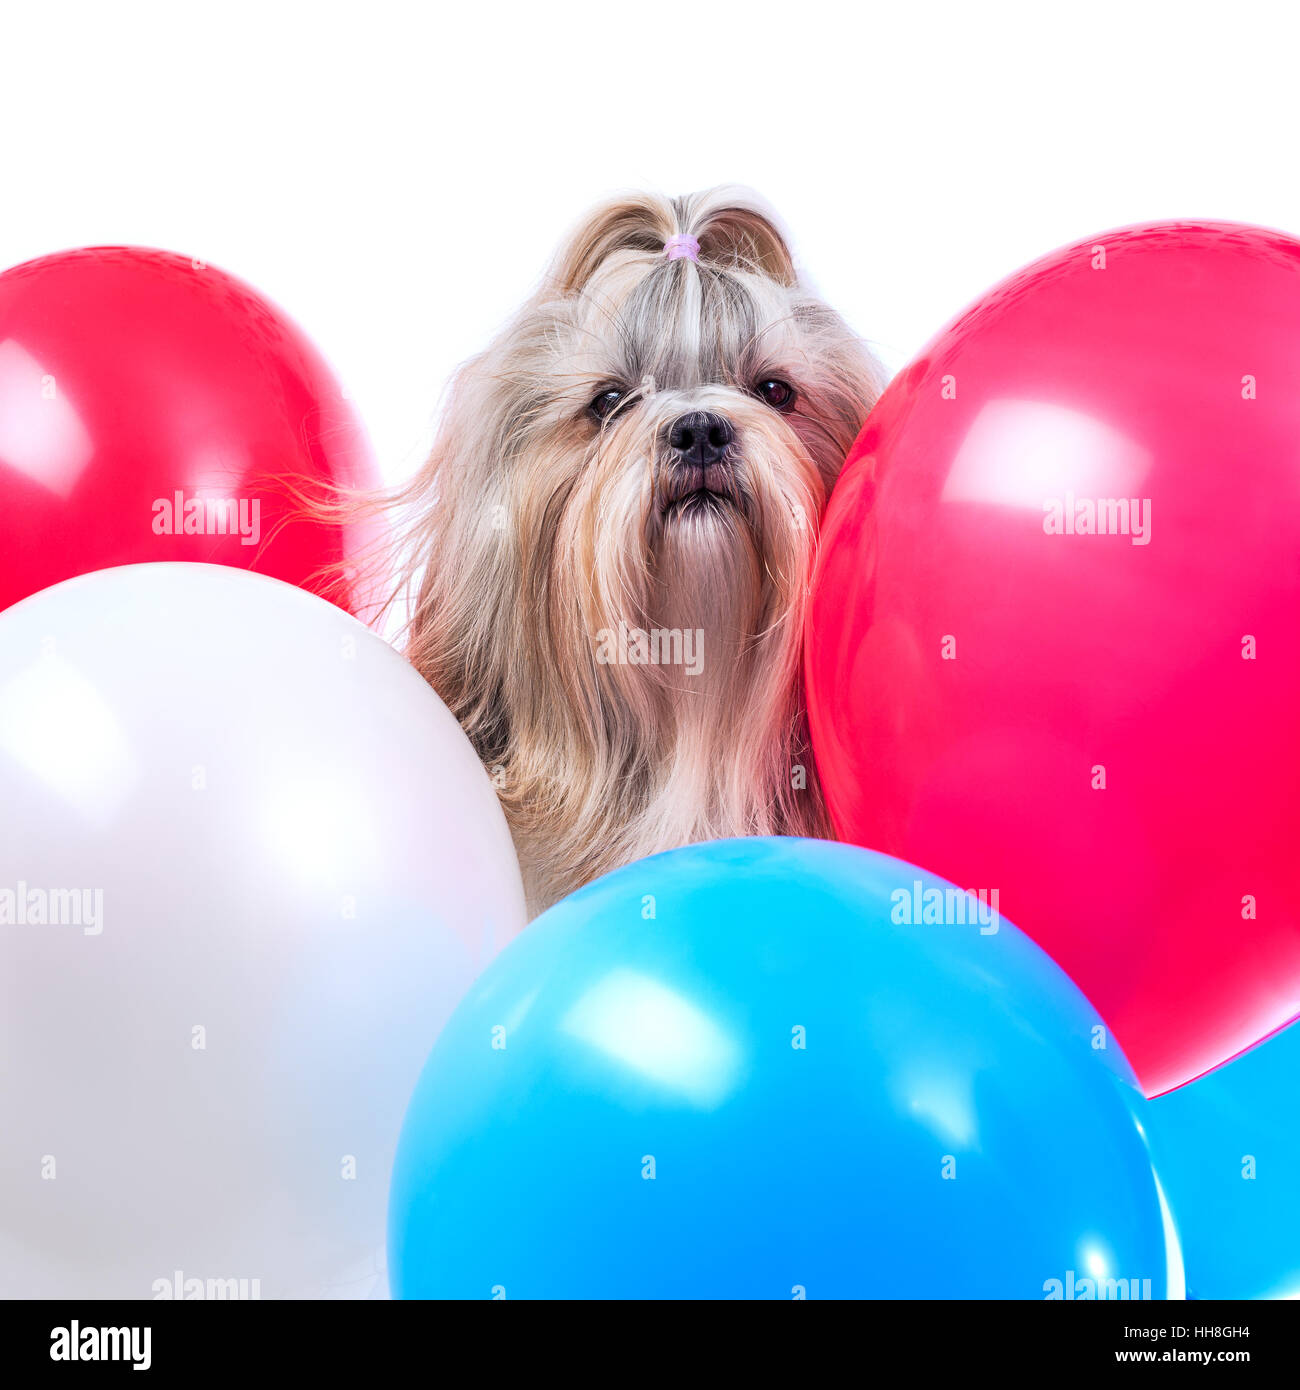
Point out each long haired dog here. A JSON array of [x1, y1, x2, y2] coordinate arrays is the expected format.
[[396, 188, 883, 911]]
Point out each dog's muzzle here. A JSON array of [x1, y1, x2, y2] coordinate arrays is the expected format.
[[659, 411, 740, 510]]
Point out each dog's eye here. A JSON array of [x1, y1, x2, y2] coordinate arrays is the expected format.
[[755, 378, 797, 412], [588, 388, 626, 422]]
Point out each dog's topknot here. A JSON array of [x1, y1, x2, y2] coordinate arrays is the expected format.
[[552, 186, 798, 295]]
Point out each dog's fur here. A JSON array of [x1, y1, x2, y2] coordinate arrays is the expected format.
[[395, 188, 883, 912]]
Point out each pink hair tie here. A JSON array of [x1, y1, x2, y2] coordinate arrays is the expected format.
[[664, 234, 700, 263]]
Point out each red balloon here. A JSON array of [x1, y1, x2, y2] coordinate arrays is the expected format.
[[808, 222, 1300, 1098], [0, 247, 380, 614]]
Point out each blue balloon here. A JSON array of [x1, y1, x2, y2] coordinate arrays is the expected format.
[[1144, 1019, 1300, 1299], [389, 838, 1173, 1298]]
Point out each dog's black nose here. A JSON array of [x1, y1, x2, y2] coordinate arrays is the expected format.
[[668, 411, 734, 466]]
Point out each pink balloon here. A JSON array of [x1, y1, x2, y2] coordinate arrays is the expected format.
[[808, 222, 1300, 1097], [0, 247, 381, 616]]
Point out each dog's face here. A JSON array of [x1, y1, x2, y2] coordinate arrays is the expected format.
[[401, 189, 881, 908], [488, 212, 877, 684]]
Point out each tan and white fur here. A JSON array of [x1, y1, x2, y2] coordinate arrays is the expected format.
[[394, 187, 883, 912]]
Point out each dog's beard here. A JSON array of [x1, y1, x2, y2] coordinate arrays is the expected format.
[[505, 404, 830, 909]]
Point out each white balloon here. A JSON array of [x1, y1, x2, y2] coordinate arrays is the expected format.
[[0, 563, 526, 1297]]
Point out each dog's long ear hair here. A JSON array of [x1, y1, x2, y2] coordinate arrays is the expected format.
[[385, 188, 881, 908]]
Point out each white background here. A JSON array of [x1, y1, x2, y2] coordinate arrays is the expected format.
[[3, 0, 1298, 484]]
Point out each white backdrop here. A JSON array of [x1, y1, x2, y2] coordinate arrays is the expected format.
[[3, 0, 1298, 483]]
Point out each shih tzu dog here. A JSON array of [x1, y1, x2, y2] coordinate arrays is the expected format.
[[396, 187, 883, 912]]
